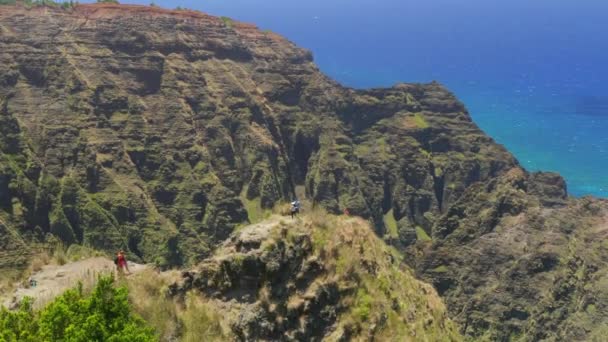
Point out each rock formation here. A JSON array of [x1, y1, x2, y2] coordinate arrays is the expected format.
[[171, 214, 461, 341]]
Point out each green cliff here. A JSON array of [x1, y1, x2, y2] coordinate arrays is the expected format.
[[0, 3, 515, 267]]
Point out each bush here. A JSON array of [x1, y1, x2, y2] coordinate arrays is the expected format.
[[220, 16, 234, 28], [0, 276, 156, 341]]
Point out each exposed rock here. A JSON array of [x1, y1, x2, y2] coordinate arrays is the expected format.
[[173, 215, 461, 341], [411, 171, 608, 340]]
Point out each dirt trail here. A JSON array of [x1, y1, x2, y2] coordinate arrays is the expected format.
[[1, 215, 299, 310], [2, 257, 149, 309]]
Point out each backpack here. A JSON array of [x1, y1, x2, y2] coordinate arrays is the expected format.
[[114, 256, 119, 265]]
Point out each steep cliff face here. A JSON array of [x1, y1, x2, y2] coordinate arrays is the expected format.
[[411, 168, 608, 341], [0, 4, 515, 266], [2, 3, 608, 341]]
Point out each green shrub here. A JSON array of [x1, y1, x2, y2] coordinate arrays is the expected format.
[[0, 276, 156, 341], [25, 0, 61, 7], [220, 16, 234, 28], [352, 288, 373, 322]]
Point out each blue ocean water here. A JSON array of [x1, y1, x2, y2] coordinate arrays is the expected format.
[[89, 0, 608, 197]]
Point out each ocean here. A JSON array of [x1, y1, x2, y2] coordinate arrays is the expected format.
[[88, 0, 608, 197]]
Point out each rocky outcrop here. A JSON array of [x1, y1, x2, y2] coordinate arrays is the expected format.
[[176, 220, 335, 341], [172, 215, 461, 341], [410, 168, 608, 340]]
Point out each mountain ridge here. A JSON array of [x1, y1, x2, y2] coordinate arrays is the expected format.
[[0, 2, 521, 264]]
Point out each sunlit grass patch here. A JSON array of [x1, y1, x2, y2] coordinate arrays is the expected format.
[[416, 226, 432, 242], [383, 209, 399, 238], [413, 113, 429, 129]]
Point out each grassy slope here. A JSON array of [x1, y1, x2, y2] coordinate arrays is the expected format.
[[0, 210, 460, 341], [125, 269, 232, 342], [307, 212, 461, 341], [169, 210, 462, 340]]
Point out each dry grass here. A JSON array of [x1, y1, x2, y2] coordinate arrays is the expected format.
[[180, 293, 229, 342], [29, 252, 52, 274], [273, 202, 292, 216], [309, 206, 334, 230], [0, 269, 25, 298], [126, 269, 232, 341], [0, 251, 53, 297], [249, 122, 277, 148], [402, 112, 430, 130], [301, 213, 462, 341], [126, 269, 181, 341], [53, 247, 67, 266]]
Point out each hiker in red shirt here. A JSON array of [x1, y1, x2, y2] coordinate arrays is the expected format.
[[115, 250, 131, 275]]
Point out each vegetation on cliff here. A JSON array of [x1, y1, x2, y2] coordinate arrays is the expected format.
[[172, 211, 462, 341], [0, 0, 79, 9], [126, 269, 232, 341], [411, 169, 608, 341], [1, 211, 460, 341], [0, 276, 155, 341], [0, 3, 516, 271]]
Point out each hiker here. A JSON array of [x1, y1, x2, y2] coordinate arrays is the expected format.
[[28, 277, 37, 288], [343, 208, 350, 216], [290, 199, 301, 219], [115, 250, 131, 275]]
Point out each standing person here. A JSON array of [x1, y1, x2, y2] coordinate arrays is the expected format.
[[290, 201, 297, 219], [290, 199, 301, 219], [115, 250, 131, 275]]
